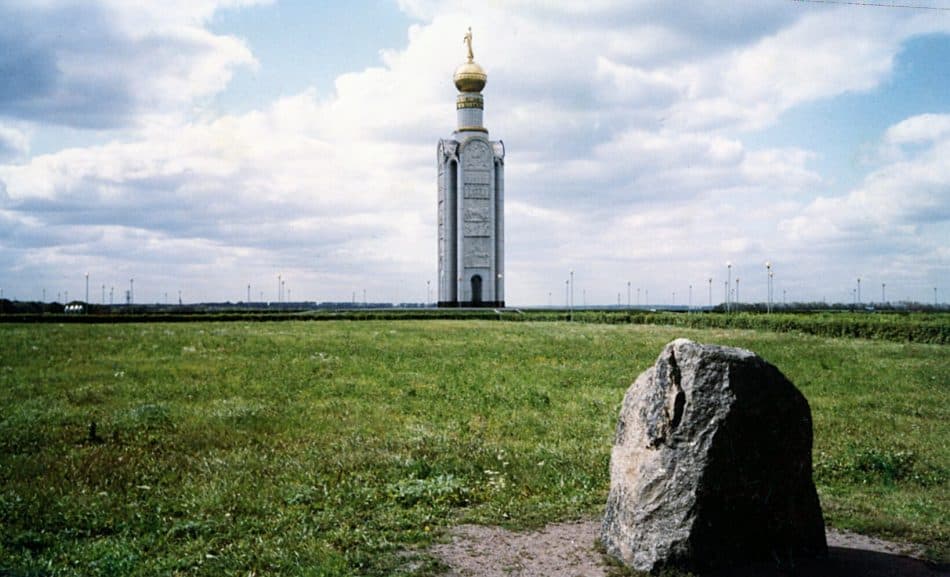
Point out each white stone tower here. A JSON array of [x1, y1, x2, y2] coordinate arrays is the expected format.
[[438, 28, 505, 307]]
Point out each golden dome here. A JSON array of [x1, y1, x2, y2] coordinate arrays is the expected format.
[[454, 60, 487, 93]]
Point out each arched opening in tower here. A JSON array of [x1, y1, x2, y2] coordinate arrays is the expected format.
[[471, 275, 482, 305]]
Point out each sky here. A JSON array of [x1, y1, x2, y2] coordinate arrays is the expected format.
[[1, 0, 948, 306]]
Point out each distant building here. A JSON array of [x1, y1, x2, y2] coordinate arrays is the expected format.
[[438, 28, 505, 307]]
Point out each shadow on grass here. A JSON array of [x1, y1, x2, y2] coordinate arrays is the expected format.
[[700, 547, 948, 577]]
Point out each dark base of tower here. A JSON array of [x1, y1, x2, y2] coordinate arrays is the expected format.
[[438, 301, 505, 308]]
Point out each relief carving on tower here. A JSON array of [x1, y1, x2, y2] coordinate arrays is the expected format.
[[464, 184, 490, 199], [464, 238, 491, 268], [463, 201, 491, 237], [464, 205, 490, 223], [463, 222, 492, 236], [463, 171, 491, 185], [463, 140, 491, 169]]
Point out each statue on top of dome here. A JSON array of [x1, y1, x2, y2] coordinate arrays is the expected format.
[[464, 27, 474, 62]]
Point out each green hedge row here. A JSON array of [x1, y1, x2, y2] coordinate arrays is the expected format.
[[2, 309, 946, 344], [565, 311, 949, 344]]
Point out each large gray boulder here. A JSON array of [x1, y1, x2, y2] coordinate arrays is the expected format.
[[601, 338, 826, 572]]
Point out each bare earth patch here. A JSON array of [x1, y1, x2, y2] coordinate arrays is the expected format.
[[430, 520, 947, 577]]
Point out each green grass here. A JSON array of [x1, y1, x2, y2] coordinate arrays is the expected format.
[[0, 321, 947, 575]]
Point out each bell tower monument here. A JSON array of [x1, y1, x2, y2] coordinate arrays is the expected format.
[[438, 28, 505, 307]]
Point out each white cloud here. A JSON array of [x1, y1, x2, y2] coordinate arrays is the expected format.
[[0, 0, 260, 128], [0, 124, 28, 159], [780, 114, 950, 291]]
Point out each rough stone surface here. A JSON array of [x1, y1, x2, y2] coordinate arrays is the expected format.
[[601, 338, 827, 572]]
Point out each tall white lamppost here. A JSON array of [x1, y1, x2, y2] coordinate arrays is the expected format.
[[688, 284, 692, 313], [570, 270, 574, 320], [85, 272, 89, 305], [637, 287, 640, 306], [278, 274, 282, 303], [645, 289, 649, 307], [881, 283, 885, 304], [627, 281, 631, 308], [735, 278, 740, 310], [247, 284, 251, 303], [726, 261, 732, 312], [564, 279, 569, 307], [426, 280, 431, 307], [765, 261, 772, 314], [101, 284, 105, 304], [708, 278, 713, 309], [857, 277, 861, 304], [672, 291, 676, 306]]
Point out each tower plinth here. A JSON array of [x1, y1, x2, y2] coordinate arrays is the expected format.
[[438, 28, 505, 307]]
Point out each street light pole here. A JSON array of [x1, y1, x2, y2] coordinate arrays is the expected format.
[[569, 270, 574, 321], [708, 278, 712, 309], [765, 261, 772, 314], [85, 273, 89, 305], [627, 281, 631, 309], [857, 277, 861, 304], [726, 261, 732, 312]]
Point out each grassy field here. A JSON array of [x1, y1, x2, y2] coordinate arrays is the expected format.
[[0, 320, 947, 576]]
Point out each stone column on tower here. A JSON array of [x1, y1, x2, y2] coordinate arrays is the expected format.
[[438, 28, 505, 308]]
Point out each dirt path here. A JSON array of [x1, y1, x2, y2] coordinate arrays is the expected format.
[[430, 520, 947, 577]]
